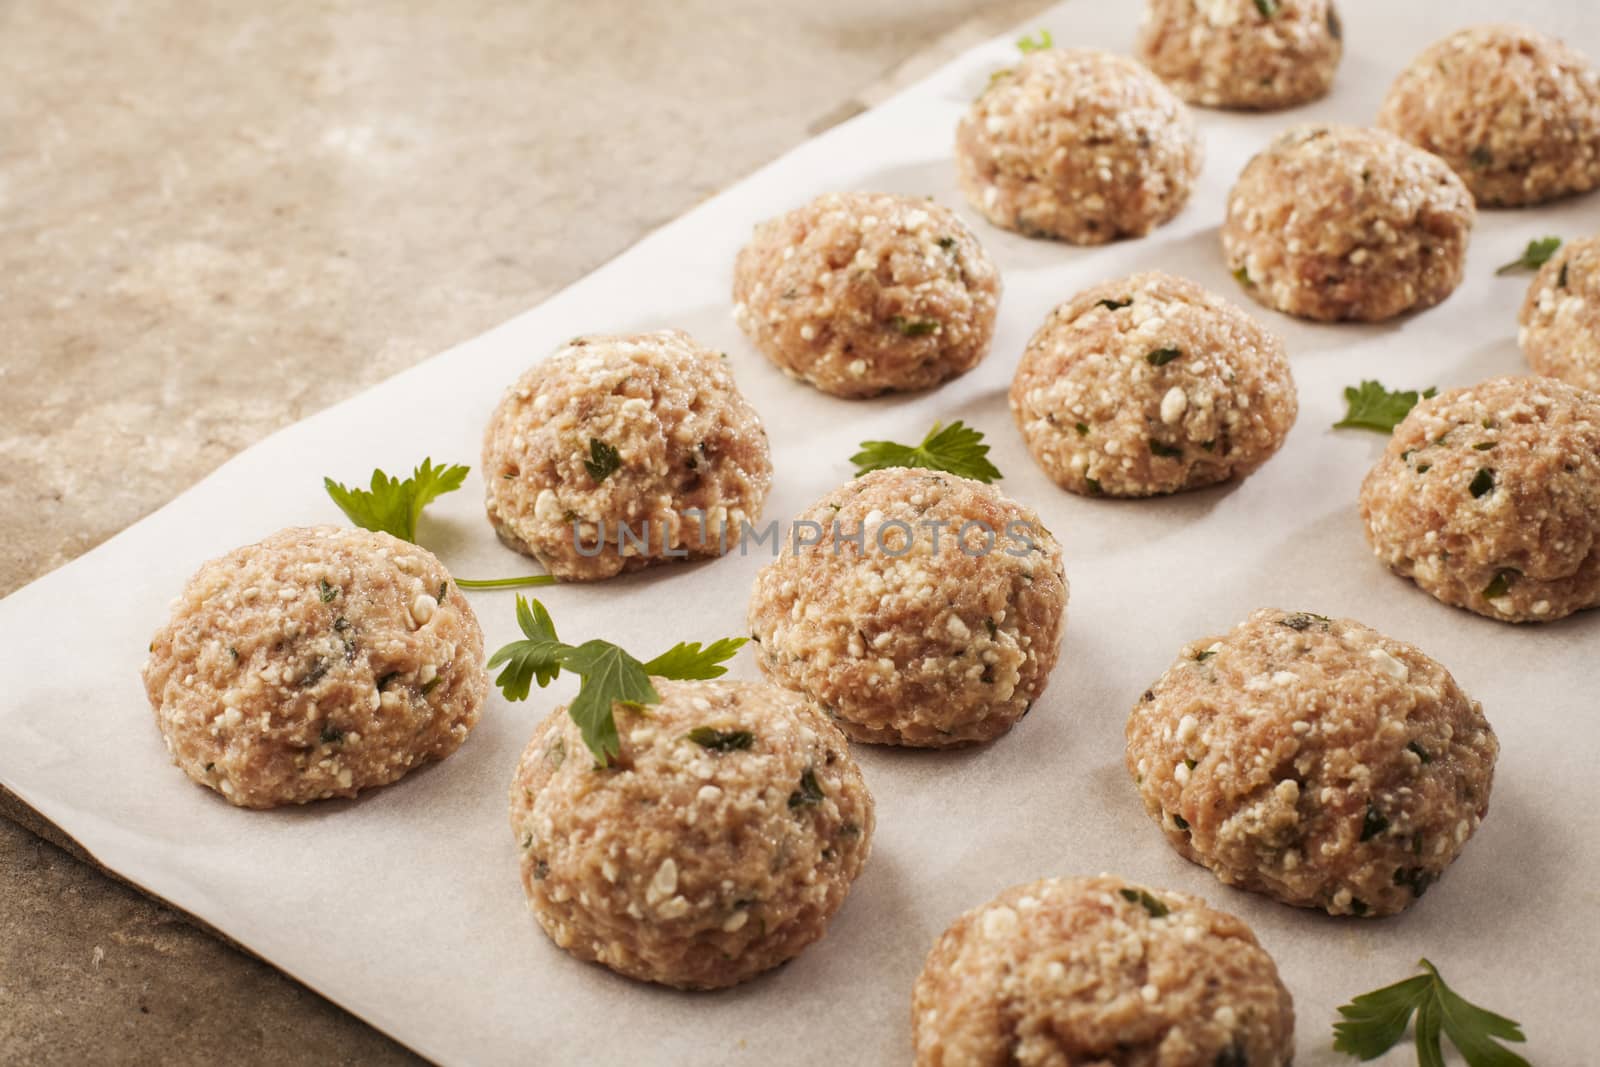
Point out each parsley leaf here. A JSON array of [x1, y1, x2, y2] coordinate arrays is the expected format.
[[487, 597, 748, 765], [850, 420, 1003, 483], [584, 438, 621, 483], [1254, 0, 1281, 15], [1017, 28, 1053, 53], [890, 316, 942, 337], [1495, 237, 1561, 275], [1333, 381, 1438, 433], [686, 727, 754, 751], [642, 639, 749, 680], [324, 459, 557, 590], [324, 458, 469, 543], [1333, 959, 1529, 1066], [1118, 887, 1170, 918]]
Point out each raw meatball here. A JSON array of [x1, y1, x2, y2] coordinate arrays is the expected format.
[[142, 526, 487, 809], [1223, 124, 1475, 322], [731, 192, 1001, 398], [1137, 0, 1343, 111], [956, 48, 1202, 245], [1010, 271, 1298, 498], [1519, 235, 1600, 393], [1377, 25, 1600, 208], [748, 468, 1067, 747], [1360, 376, 1600, 623], [508, 679, 873, 990], [1126, 609, 1498, 917], [912, 875, 1294, 1067], [482, 329, 773, 582]]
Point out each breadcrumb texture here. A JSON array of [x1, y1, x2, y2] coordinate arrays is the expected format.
[[731, 192, 1000, 398], [1137, 0, 1343, 111], [749, 468, 1067, 747], [1127, 609, 1498, 917], [1378, 24, 1600, 207], [1011, 271, 1297, 498], [508, 679, 873, 990], [1360, 375, 1600, 623], [955, 48, 1202, 245], [911, 875, 1294, 1067], [142, 526, 487, 809], [1222, 124, 1475, 322], [482, 329, 773, 581], [1520, 235, 1600, 393]]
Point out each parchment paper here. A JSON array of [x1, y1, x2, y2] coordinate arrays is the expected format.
[[4, 2, 1597, 1063]]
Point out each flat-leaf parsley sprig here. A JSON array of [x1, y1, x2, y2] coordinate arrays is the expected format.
[[851, 420, 1003, 483], [488, 596, 747, 765], [1332, 958, 1529, 1066], [1495, 236, 1561, 276], [1333, 381, 1438, 434], [324, 458, 556, 590]]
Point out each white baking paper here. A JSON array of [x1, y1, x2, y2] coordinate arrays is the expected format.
[[4, 2, 1598, 1063]]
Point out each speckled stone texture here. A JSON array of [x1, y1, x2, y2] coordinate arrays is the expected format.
[[0, 1, 1047, 1062]]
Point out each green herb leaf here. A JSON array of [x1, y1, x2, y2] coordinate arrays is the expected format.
[[850, 420, 1003, 483], [1146, 347, 1182, 366], [1254, 0, 1281, 16], [1557, 262, 1569, 288], [1361, 803, 1390, 841], [1333, 381, 1438, 433], [584, 438, 621, 483], [686, 727, 754, 752], [1495, 237, 1561, 276], [1118, 886, 1170, 918], [1016, 28, 1052, 53], [318, 579, 339, 603], [643, 638, 749, 680], [1233, 265, 1254, 288], [890, 315, 942, 337], [487, 598, 747, 765], [1482, 569, 1517, 601], [1332, 959, 1529, 1066], [1469, 469, 1496, 498], [324, 458, 470, 543], [1095, 297, 1132, 311], [788, 768, 825, 808], [1149, 440, 1182, 458]]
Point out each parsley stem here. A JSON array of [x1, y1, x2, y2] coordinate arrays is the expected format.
[[455, 575, 560, 590]]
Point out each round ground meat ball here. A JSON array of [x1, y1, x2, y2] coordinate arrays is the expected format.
[[1010, 271, 1298, 498], [508, 679, 873, 990], [1377, 25, 1600, 208], [1126, 608, 1498, 917], [1137, 0, 1343, 111], [955, 48, 1202, 245], [747, 468, 1067, 747], [1360, 376, 1600, 623], [912, 875, 1294, 1066], [142, 526, 487, 809], [1519, 234, 1600, 393], [482, 329, 773, 582], [731, 192, 1001, 398], [1222, 124, 1475, 322]]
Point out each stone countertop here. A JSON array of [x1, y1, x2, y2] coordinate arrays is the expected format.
[[0, 2, 1047, 1063]]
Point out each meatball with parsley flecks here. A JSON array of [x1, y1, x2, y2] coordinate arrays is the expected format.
[[912, 875, 1295, 1066], [956, 48, 1202, 245], [1378, 24, 1600, 208], [142, 526, 487, 808], [1127, 609, 1498, 917], [509, 679, 873, 990], [1010, 271, 1297, 498], [482, 329, 773, 581], [1137, 0, 1343, 111], [1519, 235, 1600, 394], [748, 468, 1068, 748], [1223, 124, 1475, 322], [732, 192, 1000, 398], [1360, 375, 1600, 622]]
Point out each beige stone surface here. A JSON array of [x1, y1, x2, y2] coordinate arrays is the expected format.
[[0, 0, 1046, 1062]]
